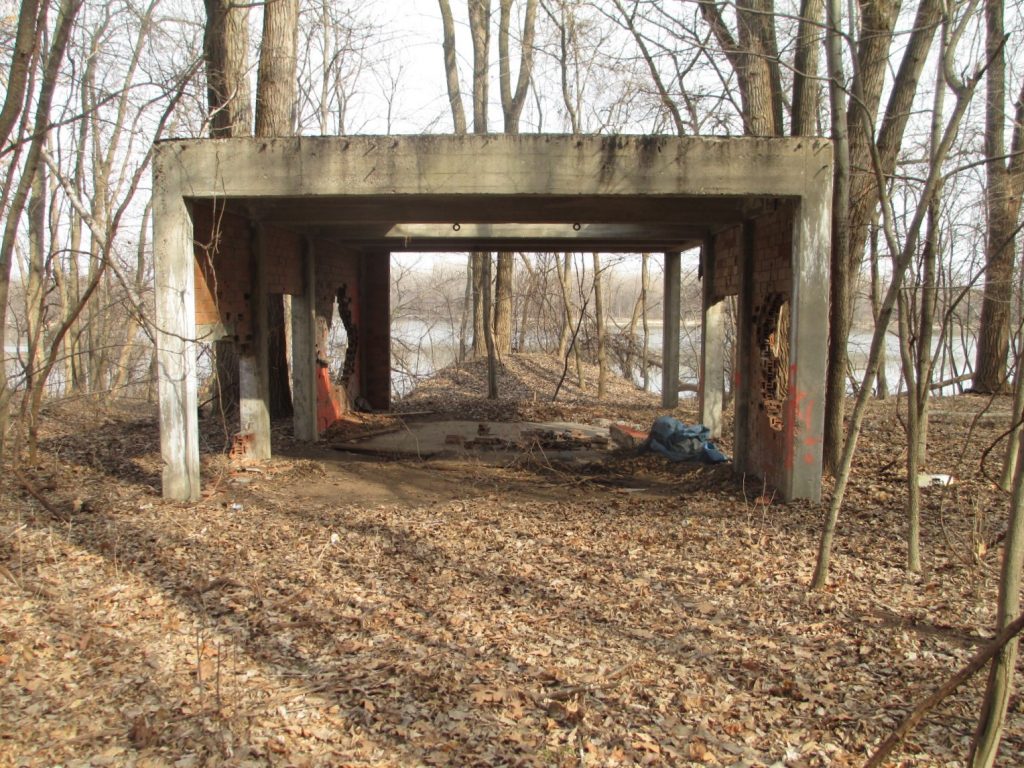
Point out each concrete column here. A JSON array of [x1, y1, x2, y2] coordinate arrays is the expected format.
[[661, 251, 681, 409], [239, 224, 271, 458], [784, 190, 831, 501], [155, 189, 200, 500], [360, 251, 391, 411], [699, 237, 725, 438], [291, 238, 318, 441], [733, 222, 755, 474]]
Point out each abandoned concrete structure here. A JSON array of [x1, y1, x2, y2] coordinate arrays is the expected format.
[[154, 135, 832, 502]]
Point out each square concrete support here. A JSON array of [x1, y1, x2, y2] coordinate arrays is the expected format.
[[291, 238, 318, 441], [733, 222, 755, 475], [238, 224, 271, 459], [154, 190, 200, 500], [359, 252, 391, 411], [699, 238, 725, 438], [782, 191, 831, 502], [661, 251, 681, 410]]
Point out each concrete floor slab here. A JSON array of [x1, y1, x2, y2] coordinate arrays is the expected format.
[[333, 420, 613, 460]]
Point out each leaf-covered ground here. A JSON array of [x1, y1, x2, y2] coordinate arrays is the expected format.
[[2, 355, 1023, 767]]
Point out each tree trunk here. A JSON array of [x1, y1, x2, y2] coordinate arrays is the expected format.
[[812, 19, 980, 588], [970, 431, 1024, 766], [824, 0, 901, 469], [823, 0, 852, 473], [494, 252, 514, 354], [459, 252, 471, 361], [254, 0, 298, 137], [205, 0, 252, 413], [203, 0, 252, 137], [1003, 335, 1024, 490], [641, 253, 651, 391], [254, 0, 298, 420], [593, 253, 606, 399], [557, 253, 571, 359], [824, 0, 940, 469], [973, 0, 1019, 394], [481, 252, 498, 399], [468, 0, 490, 135], [517, 254, 534, 352], [790, 0, 823, 136], [472, 251, 487, 357], [498, 0, 538, 133], [23, 163, 47, 461], [897, 289, 923, 572], [0, 0, 82, 458], [0, 0, 42, 151], [698, 0, 782, 136], [493, 0, 537, 357], [437, 0, 468, 134], [869, 223, 888, 398]]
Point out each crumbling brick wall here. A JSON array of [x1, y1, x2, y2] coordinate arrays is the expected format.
[[710, 225, 740, 302], [192, 204, 302, 347], [743, 203, 794, 490], [315, 248, 362, 409], [710, 203, 795, 493]]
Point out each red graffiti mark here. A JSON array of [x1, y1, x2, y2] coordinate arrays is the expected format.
[[793, 389, 814, 433], [785, 363, 824, 471]]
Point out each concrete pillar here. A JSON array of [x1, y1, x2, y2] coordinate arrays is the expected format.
[[291, 238, 318, 441], [155, 192, 200, 500], [699, 237, 725, 438], [238, 224, 271, 458], [360, 251, 391, 411], [661, 251, 681, 409], [733, 222, 755, 474], [783, 192, 831, 502]]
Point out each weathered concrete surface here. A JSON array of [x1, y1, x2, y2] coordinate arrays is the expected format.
[[783, 180, 832, 502], [154, 175, 200, 500], [155, 135, 831, 200], [700, 237, 725, 439], [335, 420, 611, 459], [290, 239, 317, 441]]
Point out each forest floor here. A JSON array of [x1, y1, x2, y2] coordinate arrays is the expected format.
[[2, 353, 1023, 767]]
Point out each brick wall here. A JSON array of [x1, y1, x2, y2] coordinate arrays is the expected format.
[[743, 202, 795, 489], [192, 204, 253, 339], [191, 203, 303, 343], [262, 227, 303, 296], [360, 254, 391, 411], [314, 245, 363, 408], [711, 225, 741, 301], [190, 201, 391, 414]]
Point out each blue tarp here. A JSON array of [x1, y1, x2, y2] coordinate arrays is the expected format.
[[640, 416, 728, 464]]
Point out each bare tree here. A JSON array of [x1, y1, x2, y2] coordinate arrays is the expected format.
[[593, 252, 607, 398], [0, 0, 42, 154], [204, 0, 252, 414], [972, 0, 1024, 394], [697, 0, 783, 136], [255, 0, 299, 137], [0, 0, 85, 456], [812, 3, 987, 588], [494, 0, 539, 355], [823, 0, 944, 471], [203, 0, 252, 137]]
